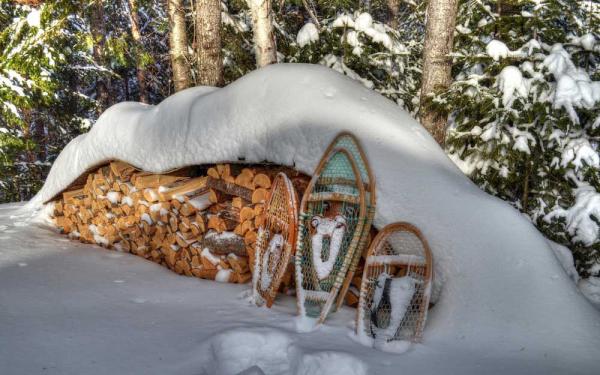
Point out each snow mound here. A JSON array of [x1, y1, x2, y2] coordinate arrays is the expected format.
[[29, 64, 600, 367], [579, 277, 600, 309], [294, 351, 367, 375], [205, 328, 294, 374], [201, 327, 368, 375], [547, 240, 579, 283]]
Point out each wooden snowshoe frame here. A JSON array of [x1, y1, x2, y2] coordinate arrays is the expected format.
[[328, 133, 377, 310], [295, 135, 369, 324], [356, 222, 433, 343], [253, 173, 299, 307]]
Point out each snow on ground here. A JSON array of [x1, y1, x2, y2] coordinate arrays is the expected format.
[[0, 202, 597, 375], [10, 63, 600, 373]]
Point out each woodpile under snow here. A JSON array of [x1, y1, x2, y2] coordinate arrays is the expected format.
[[50, 161, 309, 286]]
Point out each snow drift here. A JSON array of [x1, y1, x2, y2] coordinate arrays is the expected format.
[[30, 64, 600, 369]]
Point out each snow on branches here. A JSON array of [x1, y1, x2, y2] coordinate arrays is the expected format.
[[446, 0, 600, 275]]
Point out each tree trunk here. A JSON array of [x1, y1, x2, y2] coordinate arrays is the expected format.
[[90, 0, 111, 111], [386, 0, 400, 29], [419, 0, 459, 146], [128, 0, 148, 103], [247, 0, 277, 67], [123, 73, 130, 101], [167, 0, 192, 91], [196, 0, 224, 86]]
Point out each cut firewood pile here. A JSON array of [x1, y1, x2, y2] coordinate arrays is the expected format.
[[49, 161, 310, 286]]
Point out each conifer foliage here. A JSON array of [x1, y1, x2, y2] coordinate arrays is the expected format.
[[0, 1, 94, 201], [445, 0, 600, 275]]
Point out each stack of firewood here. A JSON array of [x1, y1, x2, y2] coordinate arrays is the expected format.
[[51, 161, 308, 284]]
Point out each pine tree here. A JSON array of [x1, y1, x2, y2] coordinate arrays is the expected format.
[[0, 1, 95, 201], [288, 11, 422, 113], [445, 0, 600, 275]]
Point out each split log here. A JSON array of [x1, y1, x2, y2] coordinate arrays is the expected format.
[[208, 189, 225, 204], [193, 268, 218, 280], [158, 176, 208, 201], [244, 230, 257, 245], [232, 197, 243, 209], [251, 188, 268, 204], [216, 164, 231, 178], [169, 215, 179, 232], [207, 177, 253, 202], [253, 204, 264, 216], [239, 206, 255, 222], [201, 231, 246, 256], [110, 161, 137, 180], [207, 216, 227, 233], [186, 191, 211, 211], [254, 214, 266, 228], [179, 203, 196, 217], [240, 220, 254, 236], [234, 168, 255, 190], [207, 167, 220, 179], [134, 174, 187, 189], [227, 254, 249, 274], [194, 214, 206, 233], [63, 188, 86, 203], [253, 173, 271, 189], [171, 198, 182, 211], [143, 188, 160, 203], [246, 245, 257, 273], [234, 272, 252, 284]]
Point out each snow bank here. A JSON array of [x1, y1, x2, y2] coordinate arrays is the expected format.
[[579, 277, 600, 309], [547, 240, 579, 283], [201, 327, 368, 375], [30, 64, 600, 366]]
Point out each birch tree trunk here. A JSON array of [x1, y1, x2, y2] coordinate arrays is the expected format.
[[247, 0, 277, 67], [128, 0, 148, 103], [419, 0, 459, 146], [167, 0, 192, 91], [196, 0, 224, 86], [90, 0, 111, 111]]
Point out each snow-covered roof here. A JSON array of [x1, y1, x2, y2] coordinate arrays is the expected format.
[[30, 64, 600, 366]]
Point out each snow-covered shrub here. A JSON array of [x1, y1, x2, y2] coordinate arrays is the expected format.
[[287, 12, 422, 114], [445, 0, 600, 275]]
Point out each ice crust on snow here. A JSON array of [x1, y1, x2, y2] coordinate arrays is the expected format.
[[28, 64, 600, 363]]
